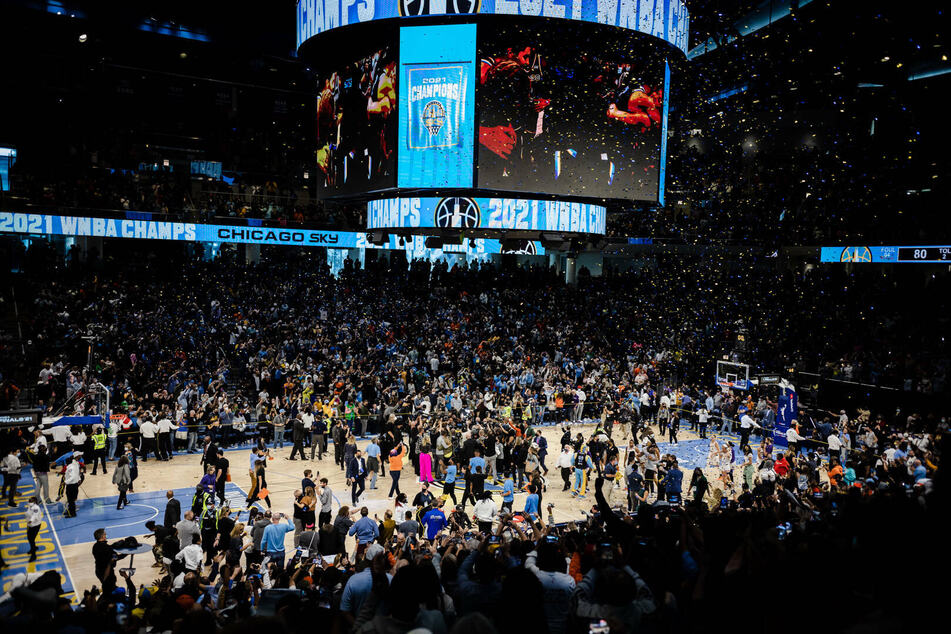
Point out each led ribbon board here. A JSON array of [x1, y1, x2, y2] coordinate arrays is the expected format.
[[296, 0, 690, 53], [820, 246, 951, 263], [366, 196, 606, 233], [0, 211, 542, 254]]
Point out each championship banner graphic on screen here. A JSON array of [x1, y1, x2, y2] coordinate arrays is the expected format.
[[296, 0, 690, 53], [366, 197, 606, 234], [398, 24, 476, 188], [407, 65, 465, 149]]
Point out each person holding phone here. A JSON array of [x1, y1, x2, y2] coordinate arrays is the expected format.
[[260, 512, 293, 570]]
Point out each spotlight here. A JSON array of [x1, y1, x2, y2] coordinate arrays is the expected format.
[[78, 33, 87, 43]]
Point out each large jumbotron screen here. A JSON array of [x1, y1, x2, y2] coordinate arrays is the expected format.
[[302, 12, 679, 206]]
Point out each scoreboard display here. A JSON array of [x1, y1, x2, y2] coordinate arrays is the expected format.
[[897, 247, 951, 262], [820, 246, 951, 263]]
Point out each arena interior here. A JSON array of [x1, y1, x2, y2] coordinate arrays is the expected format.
[[0, 1, 948, 633]]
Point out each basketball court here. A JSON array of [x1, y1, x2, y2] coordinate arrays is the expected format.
[[3, 418, 776, 601]]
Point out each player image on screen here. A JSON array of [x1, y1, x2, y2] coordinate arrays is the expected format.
[[477, 21, 667, 201], [478, 47, 549, 173], [315, 45, 397, 196]]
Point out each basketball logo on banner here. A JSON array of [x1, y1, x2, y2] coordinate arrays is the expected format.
[[422, 101, 447, 137], [839, 246, 872, 263], [434, 197, 480, 229], [398, 0, 481, 16]]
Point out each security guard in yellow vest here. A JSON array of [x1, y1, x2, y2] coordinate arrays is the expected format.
[[91, 425, 108, 475]]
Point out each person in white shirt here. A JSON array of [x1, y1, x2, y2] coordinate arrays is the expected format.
[[573, 389, 586, 422], [2, 449, 22, 507], [47, 424, 71, 458], [139, 418, 158, 462], [63, 455, 83, 517], [827, 432, 843, 464], [25, 497, 42, 561], [29, 429, 48, 454], [786, 424, 806, 455], [175, 534, 203, 571], [472, 492, 497, 533], [157, 416, 174, 461], [106, 417, 120, 462], [697, 408, 710, 439], [70, 427, 87, 454], [556, 445, 574, 491], [233, 410, 247, 433], [739, 414, 760, 447]]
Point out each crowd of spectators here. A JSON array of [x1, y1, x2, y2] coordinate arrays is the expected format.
[[1, 246, 947, 417], [0, 247, 945, 632], [1, 366, 944, 633]]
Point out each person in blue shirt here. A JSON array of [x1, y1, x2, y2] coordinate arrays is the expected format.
[[365, 439, 381, 490], [501, 475, 515, 513], [422, 501, 448, 541], [442, 457, 458, 504], [523, 483, 540, 521], [260, 513, 294, 570], [198, 465, 216, 495], [912, 459, 927, 483], [340, 548, 392, 618], [468, 451, 486, 474], [662, 459, 683, 502], [347, 506, 379, 558]]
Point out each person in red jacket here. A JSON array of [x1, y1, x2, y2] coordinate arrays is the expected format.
[[774, 453, 790, 478]]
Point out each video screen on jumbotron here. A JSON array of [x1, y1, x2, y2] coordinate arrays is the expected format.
[[314, 39, 397, 196], [477, 19, 669, 201]]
